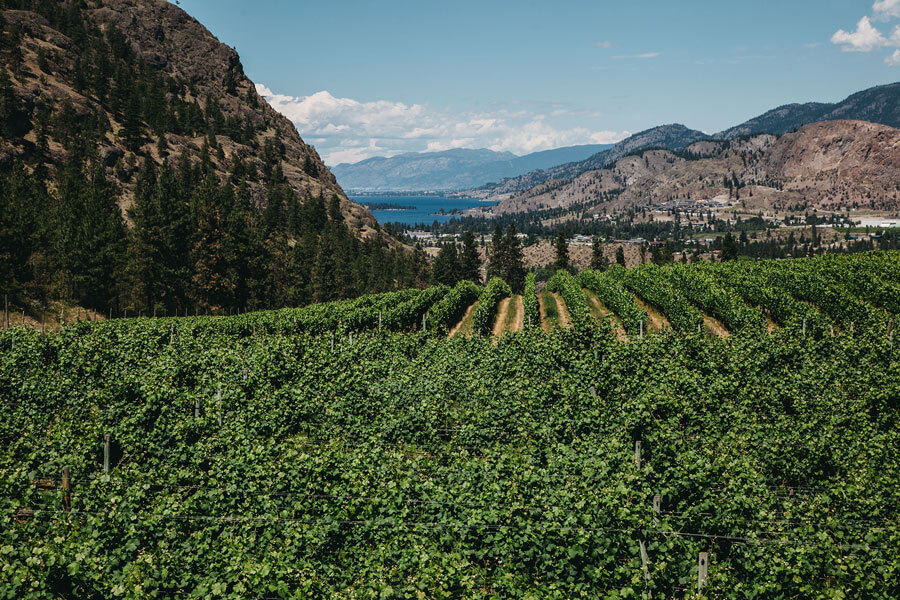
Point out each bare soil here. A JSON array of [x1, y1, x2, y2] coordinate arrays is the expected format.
[[703, 314, 729, 338], [632, 296, 670, 332], [492, 298, 511, 337], [583, 289, 628, 342], [449, 302, 478, 337], [553, 293, 571, 328]]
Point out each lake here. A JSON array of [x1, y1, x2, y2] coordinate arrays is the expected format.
[[350, 195, 492, 227]]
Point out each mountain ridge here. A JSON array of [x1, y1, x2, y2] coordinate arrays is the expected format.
[[331, 144, 612, 192], [0, 0, 388, 242]]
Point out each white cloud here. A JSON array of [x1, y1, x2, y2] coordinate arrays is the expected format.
[[256, 84, 628, 165], [831, 16, 887, 51], [613, 52, 661, 59], [886, 49, 900, 65], [873, 0, 900, 20], [594, 40, 613, 48]]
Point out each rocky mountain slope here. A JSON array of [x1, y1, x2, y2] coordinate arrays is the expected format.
[[476, 120, 900, 217], [470, 124, 708, 200], [716, 82, 900, 140], [331, 144, 611, 192], [0, 0, 385, 241]]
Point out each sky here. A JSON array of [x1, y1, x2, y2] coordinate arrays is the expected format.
[[174, 0, 900, 166]]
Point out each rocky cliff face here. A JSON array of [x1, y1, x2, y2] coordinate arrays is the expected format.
[[0, 0, 387, 241], [476, 121, 900, 217]]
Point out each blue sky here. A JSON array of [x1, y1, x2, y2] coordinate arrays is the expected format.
[[175, 0, 900, 165]]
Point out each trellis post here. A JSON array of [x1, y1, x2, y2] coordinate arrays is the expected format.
[[62, 467, 71, 512], [103, 435, 110, 473], [698, 552, 708, 592], [634, 441, 641, 469]]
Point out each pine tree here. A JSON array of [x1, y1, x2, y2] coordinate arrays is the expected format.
[[431, 242, 460, 285], [553, 230, 569, 272], [192, 199, 233, 313], [720, 233, 739, 262], [459, 230, 482, 283], [486, 224, 506, 281], [54, 159, 126, 309], [504, 225, 526, 293], [590, 237, 608, 271], [311, 228, 340, 303], [615, 246, 626, 267]]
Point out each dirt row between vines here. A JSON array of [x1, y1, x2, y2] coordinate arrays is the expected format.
[[492, 298, 512, 337], [583, 289, 628, 342], [449, 302, 478, 337]]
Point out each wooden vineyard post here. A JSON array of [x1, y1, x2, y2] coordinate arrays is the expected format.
[[349, 332, 353, 346], [639, 319, 643, 339], [589, 385, 597, 399], [422, 312, 427, 330], [103, 434, 110, 473], [217, 384, 222, 427], [62, 467, 71, 513], [331, 333, 335, 351], [41, 310, 45, 335], [639, 540, 652, 595], [634, 441, 641, 469], [652, 494, 661, 526], [802, 317, 807, 337], [697, 552, 708, 593], [242, 366, 248, 381], [195, 396, 200, 419], [379, 312, 382, 329], [170, 324, 175, 345]]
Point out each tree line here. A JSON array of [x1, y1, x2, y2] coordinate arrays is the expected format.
[[0, 147, 431, 315]]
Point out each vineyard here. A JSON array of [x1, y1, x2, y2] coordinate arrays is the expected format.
[[2, 252, 900, 598]]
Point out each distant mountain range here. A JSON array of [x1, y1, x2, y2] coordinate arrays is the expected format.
[[473, 120, 900, 218], [331, 144, 612, 192], [469, 82, 900, 202]]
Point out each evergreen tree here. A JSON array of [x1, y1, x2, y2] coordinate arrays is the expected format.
[[504, 225, 526, 293], [458, 230, 482, 283], [431, 242, 460, 286], [615, 246, 626, 267], [311, 228, 340, 303], [191, 190, 233, 313], [54, 159, 126, 309], [553, 230, 569, 272], [590, 237, 608, 271], [486, 224, 506, 281], [720, 233, 739, 262]]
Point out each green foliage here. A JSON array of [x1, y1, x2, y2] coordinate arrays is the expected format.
[[472, 277, 511, 335], [578, 269, 648, 335], [546, 269, 595, 333], [1, 302, 899, 597], [668, 267, 767, 334], [427, 280, 482, 333], [623, 264, 704, 332], [522, 272, 540, 329]]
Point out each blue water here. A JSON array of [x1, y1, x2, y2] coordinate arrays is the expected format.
[[351, 195, 493, 227]]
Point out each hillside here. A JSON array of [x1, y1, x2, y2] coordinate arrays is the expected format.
[[0, 0, 383, 236], [331, 144, 612, 192], [0, 0, 426, 316], [470, 124, 708, 201], [717, 81, 900, 140], [476, 120, 900, 216]]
